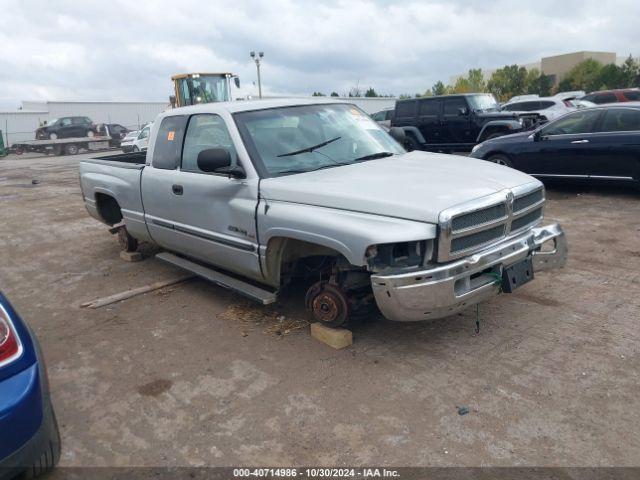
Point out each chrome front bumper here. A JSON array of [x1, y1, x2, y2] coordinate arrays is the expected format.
[[371, 223, 567, 322]]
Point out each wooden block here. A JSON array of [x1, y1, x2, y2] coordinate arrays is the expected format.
[[310, 323, 353, 349], [120, 250, 143, 262]]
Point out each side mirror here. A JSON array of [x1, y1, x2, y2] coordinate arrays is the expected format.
[[197, 148, 244, 177], [234, 77, 240, 88], [458, 107, 469, 116], [533, 130, 543, 141], [388, 127, 406, 145]]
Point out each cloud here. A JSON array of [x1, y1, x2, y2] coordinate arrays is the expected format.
[[1, 0, 639, 108]]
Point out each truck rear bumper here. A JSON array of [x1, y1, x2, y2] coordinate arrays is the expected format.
[[371, 223, 567, 322]]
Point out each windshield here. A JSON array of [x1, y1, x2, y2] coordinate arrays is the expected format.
[[180, 75, 230, 105], [468, 94, 500, 112], [234, 104, 405, 177]]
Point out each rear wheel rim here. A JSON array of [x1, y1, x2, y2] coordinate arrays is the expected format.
[[491, 156, 509, 166]]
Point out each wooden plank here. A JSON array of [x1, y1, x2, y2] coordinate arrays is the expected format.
[[80, 275, 195, 309]]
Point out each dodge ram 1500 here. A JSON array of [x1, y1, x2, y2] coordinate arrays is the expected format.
[[79, 98, 567, 327]]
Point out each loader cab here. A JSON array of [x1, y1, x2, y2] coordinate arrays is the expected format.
[[170, 73, 240, 108]]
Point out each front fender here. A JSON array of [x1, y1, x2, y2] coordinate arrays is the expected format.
[[258, 200, 436, 268], [477, 120, 521, 142], [399, 126, 426, 144]]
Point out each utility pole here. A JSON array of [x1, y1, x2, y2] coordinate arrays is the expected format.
[[250, 51, 264, 98]]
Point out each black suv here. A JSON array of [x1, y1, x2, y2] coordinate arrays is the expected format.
[[35, 116, 98, 140], [391, 93, 538, 152]]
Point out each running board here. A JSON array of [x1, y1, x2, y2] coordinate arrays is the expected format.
[[155, 252, 277, 305]]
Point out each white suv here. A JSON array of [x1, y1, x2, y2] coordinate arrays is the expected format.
[[501, 96, 575, 122]]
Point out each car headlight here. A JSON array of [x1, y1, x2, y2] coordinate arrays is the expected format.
[[471, 143, 483, 153], [365, 240, 434, 272]]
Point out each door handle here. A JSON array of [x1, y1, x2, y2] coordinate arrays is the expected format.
[[570, 139, 589, 144], [172, 184, 183, 195]]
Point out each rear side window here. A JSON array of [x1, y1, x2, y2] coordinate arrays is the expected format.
[[152, 116, 188, 170], [181, 114, 237, 173], [623, 90, 640, 101], [419, 99, 440, 115], [600, 108, 640, 132], [395, 101, 416, 118], [593, 93, 618, 104], [502, 103, 523, 111], [542, 109, 602, 136], [443, 97, 467, 115], [538, 101, 556, 109]]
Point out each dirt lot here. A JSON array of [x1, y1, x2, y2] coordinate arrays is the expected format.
[[1, 152, 639, 467]]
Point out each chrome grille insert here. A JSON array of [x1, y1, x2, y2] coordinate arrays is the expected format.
[[451, 203, 507, 232], [437, 184, 545, 262], [511, 207, 543, 232], [451, 225, 506, 253], [514, 188, 544, 213]]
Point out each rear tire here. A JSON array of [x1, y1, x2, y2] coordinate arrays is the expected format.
[[487, 154, 513, 168], [117, 227, 138, 252], [64, 144, 79, 155], [404, 136, 420, 152]]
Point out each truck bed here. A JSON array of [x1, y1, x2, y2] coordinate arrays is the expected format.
[[92, 151, 147, 164]]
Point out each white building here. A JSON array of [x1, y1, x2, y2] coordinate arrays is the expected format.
[[1, 97, 395, 147]]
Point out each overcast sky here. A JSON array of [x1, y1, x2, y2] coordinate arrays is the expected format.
[[1, 0, 639, 109]]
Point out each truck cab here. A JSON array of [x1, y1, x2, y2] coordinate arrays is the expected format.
[[170, 73, 240, 107]]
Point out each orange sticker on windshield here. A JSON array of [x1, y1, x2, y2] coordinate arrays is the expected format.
[[350, 108, 361, 115], [167, 131, 175, 141]]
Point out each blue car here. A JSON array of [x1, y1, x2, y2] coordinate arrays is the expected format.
[[0, 292, 60, 479]]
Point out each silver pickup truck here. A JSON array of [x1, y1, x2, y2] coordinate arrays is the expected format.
[[79, 98, 567, 327]]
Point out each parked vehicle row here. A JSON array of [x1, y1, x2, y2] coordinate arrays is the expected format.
[[79, 98, 567, 329], [470, 103, 640, 185], [120, 124, 152, 153]]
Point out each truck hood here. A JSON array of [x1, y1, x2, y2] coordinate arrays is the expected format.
[[260, 151, 540, 224]]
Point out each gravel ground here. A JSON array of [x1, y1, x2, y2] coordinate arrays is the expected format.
[[1, 152, 639, 467]]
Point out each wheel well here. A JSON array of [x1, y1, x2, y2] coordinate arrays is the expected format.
[[479, 126, 509, 141], [95, 193, 123, 226], [483, 150, 512, 161], [264, 237, 351, 287]]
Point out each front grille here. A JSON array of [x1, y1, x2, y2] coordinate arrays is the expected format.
[[451, 225, 505, 253], [511, 207, 543, 231], [514, 189, 543, 213], [451, 203, 506, 232], [438, 186, 546, 262]]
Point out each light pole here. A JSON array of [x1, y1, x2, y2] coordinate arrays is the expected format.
[[250, 51, 264, 99]]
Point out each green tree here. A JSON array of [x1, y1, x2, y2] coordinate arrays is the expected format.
[[467, 69, 486, 92], [486, 65, 528, 101], [311, 91, 325, 96], [525, 68, 552, 96], [597, 63, 624, 89], [432, 80, 447, 96], [452, 76, 471, 93], [620, 55, 640, 87], [560, 59, 603, 92], [330, 91, 340, 97], [364, 87, 378, 97], [398, 93, 413, 99]]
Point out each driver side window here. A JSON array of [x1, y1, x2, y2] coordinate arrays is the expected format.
[[181, 114, 237, 173], [542, 109, 601, 136]]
